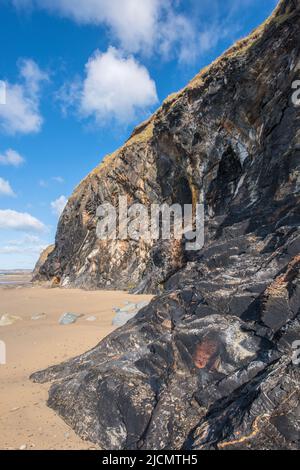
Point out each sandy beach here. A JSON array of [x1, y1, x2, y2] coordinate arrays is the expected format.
[[0, 278, 152, 450]]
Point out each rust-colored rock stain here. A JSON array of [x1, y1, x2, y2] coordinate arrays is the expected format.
[[193, 339, 219, 370]]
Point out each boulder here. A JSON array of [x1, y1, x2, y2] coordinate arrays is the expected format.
[[59, 313, 83, 325], [0, 314, 21, 327]]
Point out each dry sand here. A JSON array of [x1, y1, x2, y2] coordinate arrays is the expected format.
[[0, 281, 152, 450]]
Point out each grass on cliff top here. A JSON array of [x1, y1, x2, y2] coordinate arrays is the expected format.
[[84, 118, 155, 182], [188, 0, 294, 89], [68, 118, 155, 202], [163, 0, 292, 103]]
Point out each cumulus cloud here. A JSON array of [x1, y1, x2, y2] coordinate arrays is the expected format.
[[53, 0, 160, 54], [0, 233, 50, 269], [156, 9, 197, 63], [11, 0, 200, 61], [12, 0, 161, 53], [0, 59, 48, 135], [38, 179, 48, 188], [11, 0, 256, 65], [52, 176, 65, 184], [38, 176, 65, 188], [0, 178, 16, 197], [0, 234, 47, 255], [0, 209, 46, 231], [60, 47, 158, 125], [10, 0, 266, 77], [51, 195, 67, 217], [0, 149, 25, 167]]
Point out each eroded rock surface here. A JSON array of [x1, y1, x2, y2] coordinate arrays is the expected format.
[[32, 245, 54, 281], [32, 0, 300, 450]]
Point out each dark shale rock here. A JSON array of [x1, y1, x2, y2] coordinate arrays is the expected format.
[[32, 0, 300, 450], [32, 244, 54, 281]]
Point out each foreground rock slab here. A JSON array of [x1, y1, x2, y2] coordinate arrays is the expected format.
[[112, 301, 151, 327]]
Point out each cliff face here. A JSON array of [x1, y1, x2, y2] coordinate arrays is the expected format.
[[32, 245, 55, 281], [35, 0, 299, 294], [32, 0, 300, 450]]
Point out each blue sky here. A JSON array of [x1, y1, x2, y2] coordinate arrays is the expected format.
[[0, 0, 278, 269]]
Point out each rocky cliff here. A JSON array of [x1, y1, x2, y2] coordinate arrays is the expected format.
[[32, 0, 300, 450], [32, 245, 54, 281]]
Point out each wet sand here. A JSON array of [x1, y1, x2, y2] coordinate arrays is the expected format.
[[0, 283, 152, 450]]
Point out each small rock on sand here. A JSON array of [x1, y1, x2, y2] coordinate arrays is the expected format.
[[10, 407, 20, 413], [31, 313, 47, 321], [0, 314, 21, 327], [86, 316, 97, 322], [59, 313, 83, 325]]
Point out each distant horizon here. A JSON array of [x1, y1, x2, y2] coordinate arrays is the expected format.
[[0, 268, 33, 273]]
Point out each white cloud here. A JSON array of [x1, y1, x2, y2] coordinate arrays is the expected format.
[[52, 176, 65, 184], [157, 10, 199, 64], [39, 176, 65, 187], [12, 0, 161, 54], [11, 0, 200, 61], [0, 233, 50, 269], [62, 47, 158, 125], [0, 149, 25, 167], [0, 178, 16, 197], [52, 0, 160, 54], [0, 245, 46, 255], [11, 1, 267, 68], [0, 59, 48, 135], [0, 235, 46, 255], [38, 179, 48, 188], [8, 234, 41, 245], [0, 82, 42, 134], [51, 195, 67, 217], [0, 209, 46, 231], [19, 58, 48, 94]]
